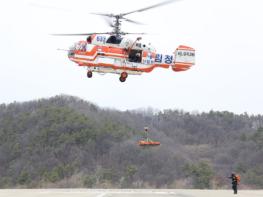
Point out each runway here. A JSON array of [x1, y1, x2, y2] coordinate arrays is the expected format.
[[0, 189, 263, 197]]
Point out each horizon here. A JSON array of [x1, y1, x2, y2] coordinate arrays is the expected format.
[[1, 94, 261, 116]]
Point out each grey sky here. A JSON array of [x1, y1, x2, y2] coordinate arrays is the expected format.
[[0, 0, 263, 114]]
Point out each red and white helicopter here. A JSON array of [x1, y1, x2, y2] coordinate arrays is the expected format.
[[54, 0, 195, 82]]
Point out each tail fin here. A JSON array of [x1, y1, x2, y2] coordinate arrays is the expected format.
[[172, 45, 195, 72]]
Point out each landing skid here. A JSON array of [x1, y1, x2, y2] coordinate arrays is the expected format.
[[86, 70, 132, 82]]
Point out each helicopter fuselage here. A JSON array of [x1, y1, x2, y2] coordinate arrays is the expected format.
[[68, 34, 195, 82]]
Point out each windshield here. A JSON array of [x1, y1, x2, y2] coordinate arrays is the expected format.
[[70, 42, 87, 51]]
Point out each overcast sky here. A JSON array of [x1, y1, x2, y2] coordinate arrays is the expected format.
[[0, 0, 263, 114]]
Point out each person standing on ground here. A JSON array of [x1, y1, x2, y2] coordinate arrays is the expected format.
[[228, 173, 239, 194]]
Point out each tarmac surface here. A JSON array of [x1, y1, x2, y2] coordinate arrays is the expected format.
[[0, 189, 263, 197]]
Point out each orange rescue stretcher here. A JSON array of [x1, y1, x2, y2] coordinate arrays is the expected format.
[[138, 140, 161, 146]]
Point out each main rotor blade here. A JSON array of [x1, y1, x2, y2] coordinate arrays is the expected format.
[[122, 32, 146, 35], [51, 32, 112, 36], [90, 12, 114, 17], [121, 0, 180, 16], [122, 17, 145, 25], [102, 16, 115, 27]]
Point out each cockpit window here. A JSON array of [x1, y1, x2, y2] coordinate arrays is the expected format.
[[106, 36, 123, 44], [71, 42, 87, 52]]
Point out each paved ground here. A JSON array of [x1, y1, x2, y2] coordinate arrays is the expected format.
[[0, 189, 263, 197]]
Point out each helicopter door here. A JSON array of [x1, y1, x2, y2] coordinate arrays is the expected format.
[[128, 50, 142, 63]]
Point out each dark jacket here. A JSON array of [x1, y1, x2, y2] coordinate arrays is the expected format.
[[229, 174, 238, 185]]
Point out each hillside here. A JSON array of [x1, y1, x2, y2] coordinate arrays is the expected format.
[[0, 95, 263, 188]]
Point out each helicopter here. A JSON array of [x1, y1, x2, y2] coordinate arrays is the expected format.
[[54, 0, 195, 82]]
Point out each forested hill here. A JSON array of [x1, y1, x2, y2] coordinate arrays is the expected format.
[[0, 95, 263, 189]]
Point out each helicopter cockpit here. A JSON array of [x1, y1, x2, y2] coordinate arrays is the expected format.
[[77, 41, 87, 51], [68, 41, 87, 57]]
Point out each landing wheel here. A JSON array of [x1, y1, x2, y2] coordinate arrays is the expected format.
[[121, 72, 128, 79], [119, 77, 126, 82], [87, 71, 93, 78]]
